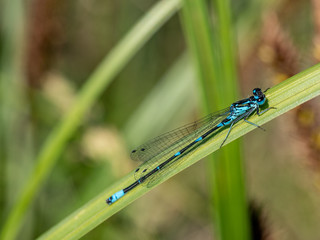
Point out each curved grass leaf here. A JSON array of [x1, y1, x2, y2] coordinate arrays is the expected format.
[[38, 63, 320, 240]]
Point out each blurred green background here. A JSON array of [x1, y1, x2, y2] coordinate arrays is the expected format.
[[1, 0, 320, 239]]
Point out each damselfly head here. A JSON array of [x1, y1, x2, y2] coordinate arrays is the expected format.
[[253, 88, 263, 97], [252, 88, 266, 105], [252, 88, 266, 104]]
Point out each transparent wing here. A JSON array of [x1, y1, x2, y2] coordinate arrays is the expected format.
[[138, 108, 253, 188], [130, 108, 230, 163], [132, 108, 230, 184]]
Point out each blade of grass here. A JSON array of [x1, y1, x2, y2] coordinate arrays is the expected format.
[[0, 0, 182, 239], [0, 0, 31, 232], [180, 0, 219, 111], [38, 63, 320, 240], [210, 0, 251, 239], [180, 0, 250, 239]]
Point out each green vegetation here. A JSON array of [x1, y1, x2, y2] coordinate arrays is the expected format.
[[1, 0, 320, 239]]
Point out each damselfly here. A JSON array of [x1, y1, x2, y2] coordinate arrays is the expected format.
[[106, 88, 274, 205]]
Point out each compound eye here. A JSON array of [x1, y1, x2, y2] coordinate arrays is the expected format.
[[253, 88, 261, 96]]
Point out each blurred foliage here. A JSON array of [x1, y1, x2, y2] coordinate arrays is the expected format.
[[1, 0, 320, 239]]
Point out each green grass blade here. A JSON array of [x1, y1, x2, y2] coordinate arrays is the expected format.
[[37, 61, 320, 240], [0, 1, 30, 237], [180, 0, 219, 111], [180, 0, 250, 238], [0, 1, 182, 239], [210, 0, 251, 239]]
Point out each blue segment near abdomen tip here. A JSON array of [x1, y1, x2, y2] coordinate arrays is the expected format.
[[107, 190, 124, 204], [195, 136, 203, 142], [174, 152, 181, 156]]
